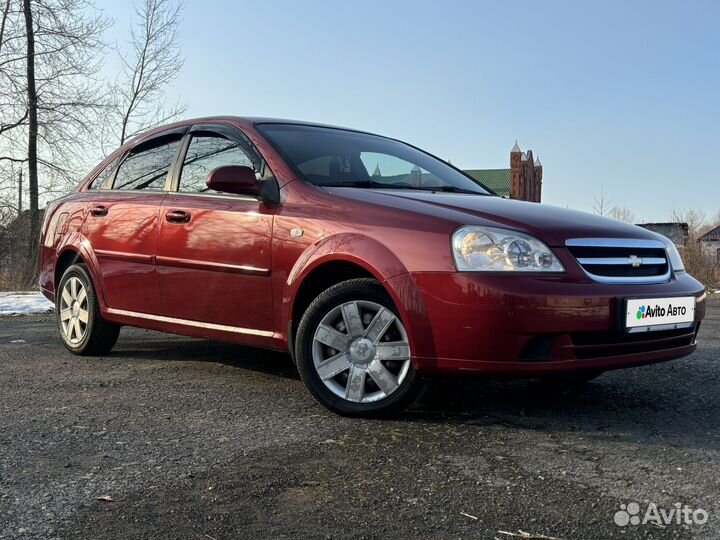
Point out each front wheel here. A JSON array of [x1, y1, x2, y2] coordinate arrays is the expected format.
[[56, 264, 120, 356], [295, 279, 424, 417]]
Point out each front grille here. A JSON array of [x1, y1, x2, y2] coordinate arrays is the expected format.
[[566, 238, 670, 283], [570, 326, 698, 360], [582, 264, 667, 277]]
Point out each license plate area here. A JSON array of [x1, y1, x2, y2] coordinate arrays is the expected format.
[[624, 296, 696, 333]]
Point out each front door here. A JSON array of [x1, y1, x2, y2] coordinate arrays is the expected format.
[[156, 128, 274, 334], [83, 132, 183, 314]]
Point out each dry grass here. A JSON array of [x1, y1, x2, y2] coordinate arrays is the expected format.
[[679, 241, 719, 290]]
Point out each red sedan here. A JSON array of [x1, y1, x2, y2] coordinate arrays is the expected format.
[[39, 117, 706, 416]]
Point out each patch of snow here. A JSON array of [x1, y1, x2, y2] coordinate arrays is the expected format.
[[0, 292, 54, 316]]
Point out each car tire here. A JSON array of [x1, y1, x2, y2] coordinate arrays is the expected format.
[[56, 264, 120, 356], [295, 278, 424, 417]]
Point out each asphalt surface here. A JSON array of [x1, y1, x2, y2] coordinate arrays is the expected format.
[[1, 299, 719, 540]]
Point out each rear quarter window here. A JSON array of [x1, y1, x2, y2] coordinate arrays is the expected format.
[[86, 156, 121, 190], [113, 136, 182, 191]]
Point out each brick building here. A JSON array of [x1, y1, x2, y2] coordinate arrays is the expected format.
[[464, 141, 543, 202]]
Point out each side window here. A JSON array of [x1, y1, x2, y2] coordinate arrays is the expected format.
[[113, 136, 181, 191], [87, 156, 120, 190], [178, 135, 255, 194]]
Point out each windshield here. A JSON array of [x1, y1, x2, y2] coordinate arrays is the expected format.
[[257, 124, 492, 195]]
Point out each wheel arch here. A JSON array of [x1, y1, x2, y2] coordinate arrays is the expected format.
[[54, 248, 83, 289], [290, 259, 376, 341], [54, 240, 108, 311], [283, 233, 431, 361]]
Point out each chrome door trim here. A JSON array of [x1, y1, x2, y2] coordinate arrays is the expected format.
[[105, 308, 275, 337]]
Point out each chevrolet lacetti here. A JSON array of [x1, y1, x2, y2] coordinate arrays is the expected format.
[[39, 117, 707, 416]]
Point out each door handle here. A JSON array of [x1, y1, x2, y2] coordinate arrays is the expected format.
[[90, 205, 108, 217], [165, 209, 191, 224]]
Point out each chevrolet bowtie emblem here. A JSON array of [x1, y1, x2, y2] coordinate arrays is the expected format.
[[627, 255, 643, 267]]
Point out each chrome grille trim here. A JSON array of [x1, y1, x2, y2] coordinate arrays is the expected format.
[[565, 238, 671, 284], [566, 238, 666, 248], [576, 257, 667, 266]]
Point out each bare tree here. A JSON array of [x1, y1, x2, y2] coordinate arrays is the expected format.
[[671, 208, 718, 288], [608, 205, 635, 223], [31, 1, 111, 175], [672, 208, 706, 237], [21, 0, 37, 255], [0, 0, 109, 286], [591, 187, 636, 223], [0, 0, 29, 227], [0, 0, 185, 288], [0, 0, 27, 158], [709, 210, 720, 230], [591, 185, 615, 217], [0, 0, 9, 47], [110, 0, 185, 150]]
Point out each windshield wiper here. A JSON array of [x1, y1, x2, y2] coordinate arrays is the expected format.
[[320, 180, 412, 189], [320, 180, 488, 195], [411, 185, 488, 195]]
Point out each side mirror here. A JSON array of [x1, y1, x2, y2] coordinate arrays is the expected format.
[[206, 165, 260, 196]]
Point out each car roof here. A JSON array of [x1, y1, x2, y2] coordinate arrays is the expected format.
[[128, 116, 378, 146]]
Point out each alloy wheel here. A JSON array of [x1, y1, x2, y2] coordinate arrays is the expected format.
[[311, 300, 411, 403], [59, 276, 89, 344]]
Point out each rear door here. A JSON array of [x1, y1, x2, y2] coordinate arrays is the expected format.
[[156, 125, 274, 333], [83, 131, 185, 314]]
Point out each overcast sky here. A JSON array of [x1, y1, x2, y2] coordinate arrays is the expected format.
[[98, 0, 719, 222]]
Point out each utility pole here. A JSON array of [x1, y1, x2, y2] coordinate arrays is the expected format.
[[17, 169, 23, 216]]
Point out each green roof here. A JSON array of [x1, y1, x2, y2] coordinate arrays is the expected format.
[[463, 169, 511, 197]]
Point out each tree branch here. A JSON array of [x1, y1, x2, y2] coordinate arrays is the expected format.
[[0, 109, 28, 134]]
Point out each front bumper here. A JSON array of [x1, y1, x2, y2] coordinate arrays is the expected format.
[[386, 271, 706, 376]]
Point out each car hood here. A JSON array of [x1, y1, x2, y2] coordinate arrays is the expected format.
[[324, 188, 659, 247]]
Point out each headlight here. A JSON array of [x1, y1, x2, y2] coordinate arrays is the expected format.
[[660, 235, 685, 272], [452, 226, 565, 272]]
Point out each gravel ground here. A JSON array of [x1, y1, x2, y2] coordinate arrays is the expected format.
[[0, 299, 718, 539]]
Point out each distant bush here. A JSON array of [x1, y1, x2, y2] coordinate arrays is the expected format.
[[0, 212, 37, 291], [679, 240, 719, 291]]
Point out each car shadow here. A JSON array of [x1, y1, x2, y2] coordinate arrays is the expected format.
[[403, 361, 720, 451], [108, 328, 719, 451], [109, 331, 300, 380]]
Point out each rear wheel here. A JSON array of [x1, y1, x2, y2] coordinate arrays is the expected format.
[[56, 264, 120, 356], [295, 279, 423, 417]]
